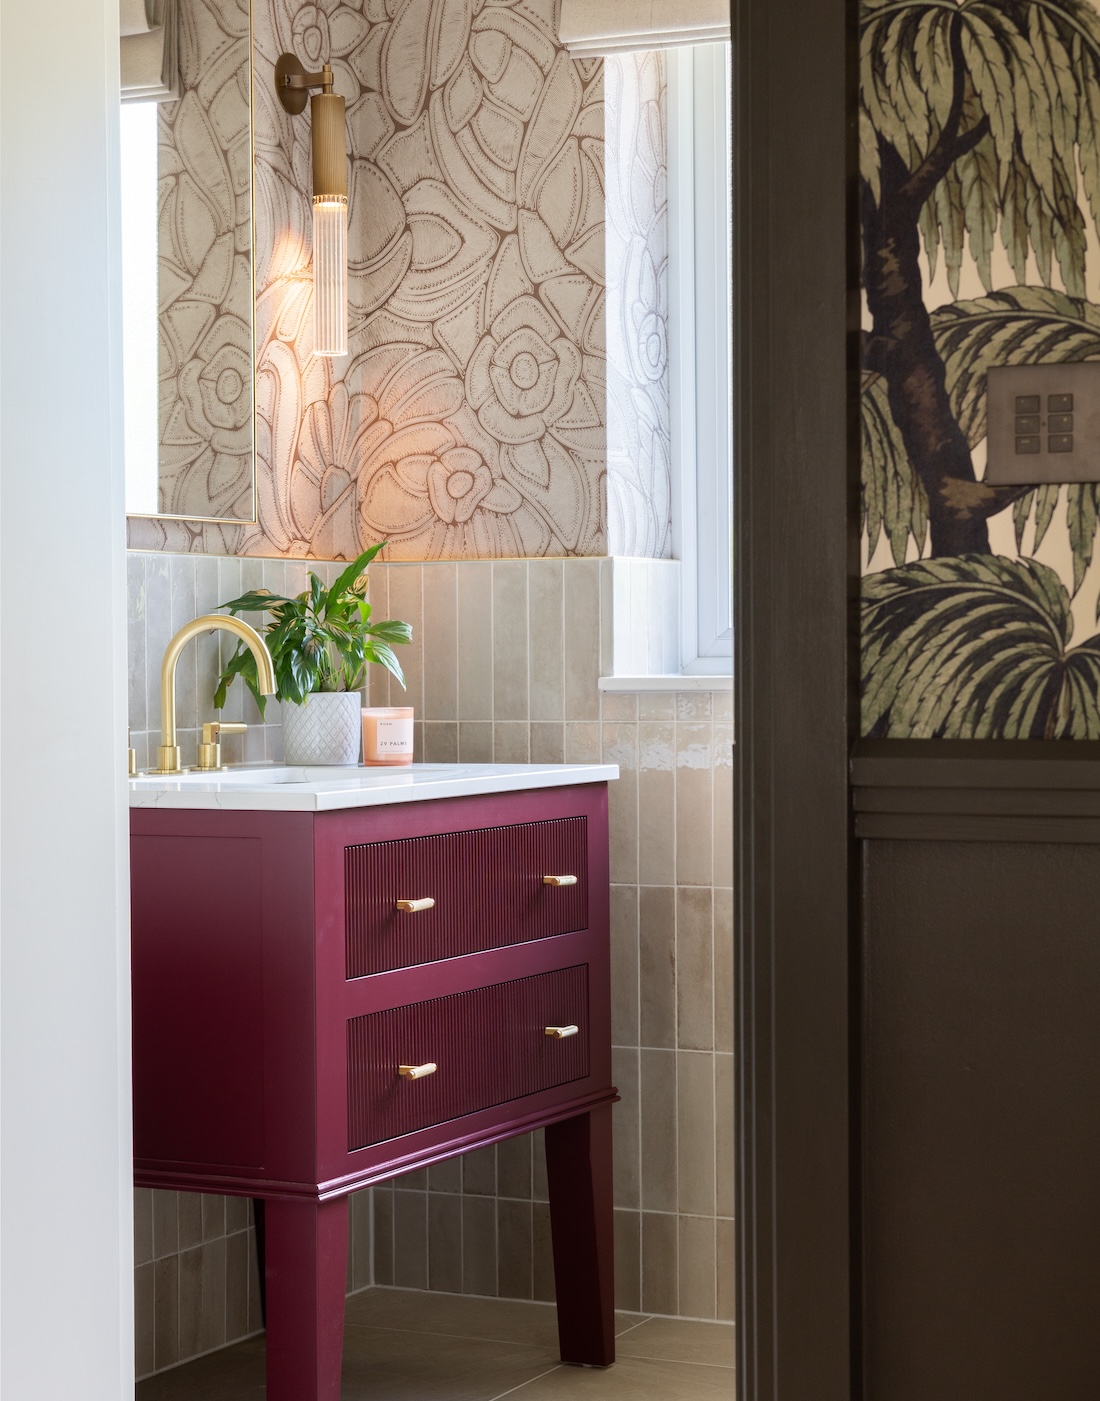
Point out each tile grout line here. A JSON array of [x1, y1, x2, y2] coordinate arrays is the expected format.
[[486, 1363, 565, 1401]]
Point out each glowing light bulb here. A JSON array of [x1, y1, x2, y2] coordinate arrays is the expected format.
[[312, 195, 347, 357]]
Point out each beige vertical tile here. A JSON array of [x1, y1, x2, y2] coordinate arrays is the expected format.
[[531, 1128, 549, 1202], [127, 553, 147, 733], [200, 1238, 227, 1354], [676, 723, 714, 887], [201, 1193, 225, 1243], [564, 559, 602, 720], [170, 556, 199, 737], [532, 1201, 555, 1302], [134, 1187, 153, 1266], [714, 887, 733, 1055], [601, 691, 639, 722], [604, 723, 638, 884], [612, 1046, 640, 1209], [716, 1218, 735, 1321], [714, 689, 733, 723], [385, 565, 425, 718], [677, 1052, 716, 1217], [428, 1192, 464, 1294], [641, 1212, 678, 1316], [713, 723, 733, 889], [715, 1053, 734, 1220], [395, 1165, 429, 1190], [152, 1190, 178, 1258], [497, 1199, 534, 1301], [352, 1189, 374, 1292], [610, 884, 639, 1047], [225, 1195, 249, 1235], [599, 558, 614, 676], [676, 692, 713, 721], [373, 1188, 394, 1286], [424, 722, 459, 762], [530, 722, 565, 762], [638, 723, 676, 887], [178, 1192, 203, 1251], [613, 1209, 642, 1313], [493, 561, 529, 720], [225, 1230, 250, 1342], [145, 554, 174, 735], [677, 887, 714, 1051], [428, 1156, 463, 1194], [346, 1213, 355, 1294], [135, 1261, 155, 1379], [639, 887, 676, 1049], [498, 1133, 533, 1200], [393, 1191, 428, 1289], [639, 692, 676, 720], [462, 1194, 498, 1296], [458, 721, 494, 761], [457, 563, 494, 720], [565, 721, 602, 763], [678, 1216, 717, 1320], [640, 1048, 678, 1213], [422, 563, 458, 720], [153, 1255, 179, 1371], [463, 1143, 497, 1196], [493, 722, 530, 763], [528, 560, 564, 721]]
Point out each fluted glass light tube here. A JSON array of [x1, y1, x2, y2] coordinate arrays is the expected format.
[[312, 195, 347, 356]]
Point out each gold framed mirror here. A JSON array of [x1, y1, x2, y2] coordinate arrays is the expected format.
[[122, 0, 256, 524]]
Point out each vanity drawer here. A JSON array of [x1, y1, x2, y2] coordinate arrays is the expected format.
[[344, 818, 588, 977], [346, 965, 589, 1149]]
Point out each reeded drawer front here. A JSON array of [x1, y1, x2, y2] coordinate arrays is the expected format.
[[346, 965, 589, 1149], [345, 819, 588, 978]]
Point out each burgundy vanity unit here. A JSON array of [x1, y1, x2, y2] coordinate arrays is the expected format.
[[130, 769, 617, 1401]]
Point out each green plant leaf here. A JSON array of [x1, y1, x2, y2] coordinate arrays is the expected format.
[[862, 553, 1100, 738], [325, 543, 387, 614]]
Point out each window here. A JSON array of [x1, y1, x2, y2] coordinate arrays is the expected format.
[[668, 42, 733, 673]]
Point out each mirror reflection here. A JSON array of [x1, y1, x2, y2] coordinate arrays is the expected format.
[[121, 0, 255, 522]]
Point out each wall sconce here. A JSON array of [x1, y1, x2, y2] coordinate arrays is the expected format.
[[275, 54, 348, 357]]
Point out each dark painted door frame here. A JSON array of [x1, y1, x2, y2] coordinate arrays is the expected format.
[[733, 0, 857, 1398]]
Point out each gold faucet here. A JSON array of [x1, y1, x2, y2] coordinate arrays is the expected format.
[[150, 615, 276, 775]]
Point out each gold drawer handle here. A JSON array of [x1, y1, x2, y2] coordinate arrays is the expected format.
[[398, 1062, 438, 1080], [543, 875, 578, 887], [545, 1025, 580, 1039], [396, 898, 435, 913]]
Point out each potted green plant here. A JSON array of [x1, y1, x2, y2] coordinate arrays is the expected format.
[[213, 543, 412, 766]]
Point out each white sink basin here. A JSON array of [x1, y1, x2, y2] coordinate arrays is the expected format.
[[128, 761, 620, 812]]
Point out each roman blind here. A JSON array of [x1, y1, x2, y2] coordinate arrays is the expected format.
[[121, 0, 179, 103], [558, 0, 730, 57]]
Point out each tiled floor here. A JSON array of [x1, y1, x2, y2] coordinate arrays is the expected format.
[[135, 1287, 734, 1400]]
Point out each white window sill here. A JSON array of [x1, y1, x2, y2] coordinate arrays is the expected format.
[[598, 673, 732, 693]]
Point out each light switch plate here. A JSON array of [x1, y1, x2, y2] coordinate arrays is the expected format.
[[986, 362, 1100, 484]]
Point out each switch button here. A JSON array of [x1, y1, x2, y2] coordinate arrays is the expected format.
[[1015, 395, 1041, 414], [1049, 413, 1074, 433], [1049, 393, 1074, 413], [1015, 436, 1041, 454], [1049, 434, 1074, 453], [1015, 415, 1041, 434]]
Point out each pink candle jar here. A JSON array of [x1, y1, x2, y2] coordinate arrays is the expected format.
[[361, 706, 414, 766]]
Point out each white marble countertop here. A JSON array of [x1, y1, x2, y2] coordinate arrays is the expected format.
[[129, 761, 619, 812]]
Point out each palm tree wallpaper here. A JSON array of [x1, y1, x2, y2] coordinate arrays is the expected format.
[[861, 0, 1100, 736]]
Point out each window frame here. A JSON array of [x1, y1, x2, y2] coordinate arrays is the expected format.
[[668, 41, 734, 674]]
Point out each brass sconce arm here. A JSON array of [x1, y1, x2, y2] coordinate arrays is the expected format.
[[275, 55, 335, 112]]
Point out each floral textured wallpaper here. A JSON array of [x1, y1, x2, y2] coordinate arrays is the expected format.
[[129, 0, 670, 561], [157, 0, 254, 520]]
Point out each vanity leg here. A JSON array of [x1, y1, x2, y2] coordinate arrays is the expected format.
[[545, 1105, 616, 1367], [262, 1195, 348, 1401]]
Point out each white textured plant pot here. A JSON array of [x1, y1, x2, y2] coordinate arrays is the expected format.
[[282, 692, 362, 766]]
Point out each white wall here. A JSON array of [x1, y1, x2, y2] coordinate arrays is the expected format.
[[1, 0, 133, 1395]]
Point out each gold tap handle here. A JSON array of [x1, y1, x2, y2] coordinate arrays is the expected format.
[[543, 875, 578, 887], [545, 1025, 580, 1039], [396, 898, 435, 913], [398, 1062, 437, 1080], [196, 720, 249, 772]]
